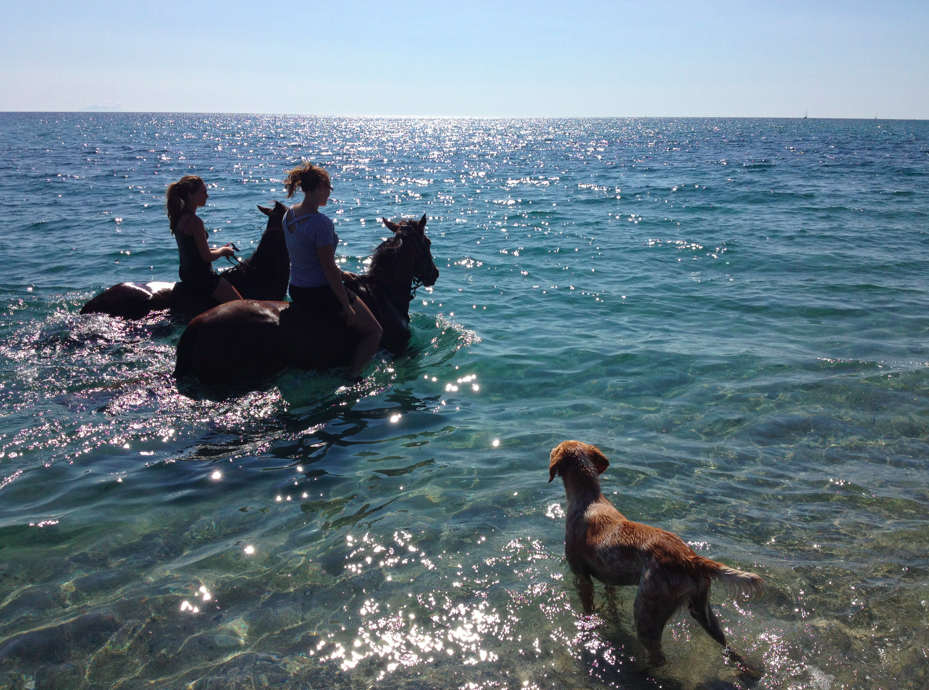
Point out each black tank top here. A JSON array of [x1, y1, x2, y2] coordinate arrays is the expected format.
[[174, 212, 214, 280]]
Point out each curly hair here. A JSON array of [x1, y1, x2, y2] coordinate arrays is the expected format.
[[283, 162, 331, 198], [165, 175, 204, 233]]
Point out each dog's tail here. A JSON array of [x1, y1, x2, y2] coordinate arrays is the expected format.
[[708, 561, 763, 599]]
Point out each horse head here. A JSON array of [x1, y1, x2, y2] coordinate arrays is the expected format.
[[258, 201, 288, 221], [349, 213, 439, 353], [224, 202, 290, 300], [379, 214, 440, 294]]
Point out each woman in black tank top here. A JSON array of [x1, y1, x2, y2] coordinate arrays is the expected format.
[[166, 175, 242, 304]]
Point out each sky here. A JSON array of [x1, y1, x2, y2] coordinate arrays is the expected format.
[[1, 0, 927, 119]]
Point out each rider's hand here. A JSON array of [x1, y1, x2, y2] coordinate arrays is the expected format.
[[220, 244, 235, 257], [342, 304, 357, 327]]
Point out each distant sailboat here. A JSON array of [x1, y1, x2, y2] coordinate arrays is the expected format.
[[803, 110, 808, 119]]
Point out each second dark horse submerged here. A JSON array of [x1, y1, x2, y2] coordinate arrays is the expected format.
[[174, 214, 439, 384], [80, 203, 290, 320]]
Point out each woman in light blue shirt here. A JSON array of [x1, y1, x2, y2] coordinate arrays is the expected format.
[[282, 163, 382, 378]]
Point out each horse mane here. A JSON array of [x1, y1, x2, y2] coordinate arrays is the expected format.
[[366, 233, 405, 279]]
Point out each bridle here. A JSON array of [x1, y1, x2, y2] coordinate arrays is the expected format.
[[397, 227, 433, 302]]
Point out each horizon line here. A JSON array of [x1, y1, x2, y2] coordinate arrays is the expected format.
[[0, 111, 924, 122]]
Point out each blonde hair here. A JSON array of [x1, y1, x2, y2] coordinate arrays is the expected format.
[[166, 175, 204, 233], [283, 162, 330, 198]]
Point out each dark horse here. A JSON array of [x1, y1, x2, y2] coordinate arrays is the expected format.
[[174, 214, 439, 384], [79, 203, 290, 320]]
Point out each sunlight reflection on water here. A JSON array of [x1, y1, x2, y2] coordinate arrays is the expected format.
[[2, 115, 929, 688]]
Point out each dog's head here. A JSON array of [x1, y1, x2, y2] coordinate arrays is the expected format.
[[548, 440, 610, 483]]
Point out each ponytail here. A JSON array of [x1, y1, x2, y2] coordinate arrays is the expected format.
[[283, 162, 330, 198], [166, 175, 204, 233]]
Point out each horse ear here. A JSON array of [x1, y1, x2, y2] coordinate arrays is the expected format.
[[382, 218, 401, 233], [258, 205, 272, 217], [416, 213, 427, 232]]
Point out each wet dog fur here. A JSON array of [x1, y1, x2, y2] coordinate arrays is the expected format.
[[549, 440, 763, 663]]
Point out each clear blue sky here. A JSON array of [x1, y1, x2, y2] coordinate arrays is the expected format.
[[2, 0, 926, 118]]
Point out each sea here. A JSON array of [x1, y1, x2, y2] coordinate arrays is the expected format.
[[1, 113, 928, 690]]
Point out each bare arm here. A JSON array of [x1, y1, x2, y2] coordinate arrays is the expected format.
[[316, 243, 356, 326], [188, 215, 235, 263]]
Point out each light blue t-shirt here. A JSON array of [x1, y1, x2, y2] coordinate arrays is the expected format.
[[282, 209, 339, 288]]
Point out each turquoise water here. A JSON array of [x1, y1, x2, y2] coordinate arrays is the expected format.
[[1, 113, 929, 689]]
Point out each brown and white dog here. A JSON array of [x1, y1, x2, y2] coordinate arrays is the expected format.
[[549, 440, 763, 663]]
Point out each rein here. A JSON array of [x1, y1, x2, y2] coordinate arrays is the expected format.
[[400, 229, 430, 302], [224, 242, 243, 267]]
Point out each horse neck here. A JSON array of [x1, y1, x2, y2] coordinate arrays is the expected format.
[[365, 254, 416, 316], [248, 224, 286, 269], [240, 225, 289, 297]]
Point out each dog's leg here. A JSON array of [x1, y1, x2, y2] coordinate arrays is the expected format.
[[690, 586, 766, 679], [575, 574, 595, 614], [603, 585, 621, 617], [633, 585, 679, 665], [687, 586, 727, 646]]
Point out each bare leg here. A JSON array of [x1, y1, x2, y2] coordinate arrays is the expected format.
[[346, 297, 382, 378], [211, 277, 243, 304]]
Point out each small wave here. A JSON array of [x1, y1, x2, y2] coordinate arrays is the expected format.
[[742, 160, 776, 170]]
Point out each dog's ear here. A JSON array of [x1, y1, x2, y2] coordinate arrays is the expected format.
[[549, 441, 580, 483], [548, 443, 567, 483], [584, 444, 610, 475]]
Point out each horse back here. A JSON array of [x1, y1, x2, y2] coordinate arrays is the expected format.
[[278, 303, 357, 370], [81, 282, 174, 319], [175, 300, 289, 383]]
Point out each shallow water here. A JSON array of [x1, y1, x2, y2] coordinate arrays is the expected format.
[[1, 114, 929, 689]]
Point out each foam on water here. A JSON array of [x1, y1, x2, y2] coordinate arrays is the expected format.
[[1, 114, 929, 688]]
